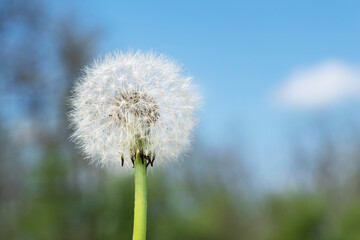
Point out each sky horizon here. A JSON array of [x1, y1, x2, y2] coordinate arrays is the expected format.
[[48, 0, 360, 190]]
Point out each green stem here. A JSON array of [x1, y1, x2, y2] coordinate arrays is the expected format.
[[132, 153, 147, 240]]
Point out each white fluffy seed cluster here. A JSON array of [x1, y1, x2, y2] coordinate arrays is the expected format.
[[69, 51, 200, 169]]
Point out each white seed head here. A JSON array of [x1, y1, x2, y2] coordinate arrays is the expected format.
[[69, 51, 200, 170]]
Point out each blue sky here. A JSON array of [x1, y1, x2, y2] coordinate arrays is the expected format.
[[51, 1, 360, 189]]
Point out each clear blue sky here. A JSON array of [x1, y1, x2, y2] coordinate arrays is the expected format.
[[51, 1, 360, 190]]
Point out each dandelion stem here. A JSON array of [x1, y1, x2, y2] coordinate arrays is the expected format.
[[132, 153, 147, 240]]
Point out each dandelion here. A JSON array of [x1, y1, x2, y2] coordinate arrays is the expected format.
[[69, 50, 200, 240]]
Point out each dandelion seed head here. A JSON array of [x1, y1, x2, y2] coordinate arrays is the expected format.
[[69, 51, 200, 169]]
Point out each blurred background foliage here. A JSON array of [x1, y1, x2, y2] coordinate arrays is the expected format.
[[1, 1, 360, 239]]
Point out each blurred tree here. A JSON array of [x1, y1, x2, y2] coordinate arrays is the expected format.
[[0, 1, 97, 238], [265, 195, 328, 240]]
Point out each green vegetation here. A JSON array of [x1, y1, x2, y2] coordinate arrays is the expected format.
[[1, 147, 359, 240]]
